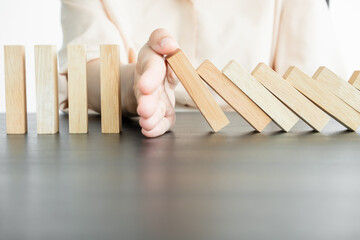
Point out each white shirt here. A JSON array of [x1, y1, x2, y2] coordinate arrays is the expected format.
[[59, 0, 343, 110]]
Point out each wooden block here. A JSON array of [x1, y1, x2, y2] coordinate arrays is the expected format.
[[252, 63, 330, 132], [4, 45, 27, 134], [196, 60, 271, 132], [166, 49, 229, 132], [34, 45, 59, 134], [313, 67, 360, 113], [100, 45, 121, 133], [348, 71, 360, 91], [67, 45, 88, 134], [222, 60, 299, 132], [284, 66, 360, 131]]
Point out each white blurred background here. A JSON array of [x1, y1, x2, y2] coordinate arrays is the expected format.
[[0, 0, 62, 113], [0, 0, 359, 112]]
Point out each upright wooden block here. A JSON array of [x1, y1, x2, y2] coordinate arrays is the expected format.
[[35, 45, 59, 134], [252, 63, 330, 131], [67, 45, 88, 134], [166, 49, 229, 132], [222, 61, 298, 132], [284, 66, 360, 131], [100, 45, 121, 133], [197, 60, 271, 132], [348, 71, 360, 91], [4, 45, 27, 134], [313, 67, 360, 113]]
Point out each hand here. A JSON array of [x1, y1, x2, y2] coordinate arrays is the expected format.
[[134, 29, 179, 138]]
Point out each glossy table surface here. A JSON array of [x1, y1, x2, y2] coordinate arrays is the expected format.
[[1, 112, 360, 240]]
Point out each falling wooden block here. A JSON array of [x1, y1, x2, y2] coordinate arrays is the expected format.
[[348, 71, 360, 91], [67, 45, 88, 134], [284, 66, 360, 131], [4, 45, 27, 134], [197, 60, 271, 132], [34, 45, 59, 134], [100, 45, 121, 133], [252, 63, 330, 132], [313, 67, 360, 113], [222, 60, 298, 132], [166, 49, 229, 132]]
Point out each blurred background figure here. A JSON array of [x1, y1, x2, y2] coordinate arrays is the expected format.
[[0, 0, 359, 136]]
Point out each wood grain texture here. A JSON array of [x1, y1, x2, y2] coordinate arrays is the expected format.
[[313, 67, 360, 113], [67, 45, 88, 134], [348, 71, 360, 91], [34, 45, 59, 134], [252, 63, 329, 132], [166, 49, 229, 132], [100, 45, 121, 133], [197, 60, 271, 132], [284, 66, 360, 131], [3, 113, 360, 240], [4, 45, 28, 134], [222, 60, 298, 132]]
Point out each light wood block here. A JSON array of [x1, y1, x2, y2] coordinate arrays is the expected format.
[[67, 45, 88, 134], [313, 67, 360, 113], [35, 45, 59, 134], [252, 63, 330, 132], [284, 66, 360, 131], [4, 45, 27, 134], [100, 45, 121, 133], [348, 71, 360, 91], [197, 60, 271, 132], [166, 49, 229, 132], [222, 60, 298, 132]]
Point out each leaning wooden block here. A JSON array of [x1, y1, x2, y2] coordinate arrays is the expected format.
[[67, 45, 88, 134], [197, 60, 271, 132], [35, 45, 59, 134], [166, 49, 229, 132], [313, 67, 360, 113], [100, 45, 121, 133], [349, 71, 360, 91], [4, 45, 28, 134], [222, 60, 298, 132], [252, 63, 330, 132], [284, 66, 360, 131]]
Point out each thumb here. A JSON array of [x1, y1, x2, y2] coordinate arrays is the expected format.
[[148, 28, 179, 56]]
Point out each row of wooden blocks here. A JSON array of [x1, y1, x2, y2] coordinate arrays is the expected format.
[[3, 45, 121, 134], [3, 45, 360, 135], [167, 49, 360, 132]]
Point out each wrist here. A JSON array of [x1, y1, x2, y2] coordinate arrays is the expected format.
[[121, 63, 138, 117]]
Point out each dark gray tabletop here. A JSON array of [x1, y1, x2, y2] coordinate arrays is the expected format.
[[1, 112, 360, 240]]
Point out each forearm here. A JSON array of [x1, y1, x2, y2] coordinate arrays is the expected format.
[[86, 59, 138, 116]]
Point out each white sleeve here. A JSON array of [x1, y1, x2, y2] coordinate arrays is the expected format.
[[273, 0, 345, 79], [58, 0, 126, 110]]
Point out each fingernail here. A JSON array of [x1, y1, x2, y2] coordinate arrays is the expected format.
[[160, 37, 173, 48]]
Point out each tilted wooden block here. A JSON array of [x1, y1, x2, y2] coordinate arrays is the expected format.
[[348, 71, 360, 91], [67, 45, 88, 134], [4, 45, 28, 134], [313, 67, 360, 113], [100, 45, 121, 133], [222, 60, 299, 132], [197, 60, 271, 132], [252, 63, 330, 132], [284, 66, 360, 131], [166, 49, 229, 132], [34, 45, 59, 134]]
